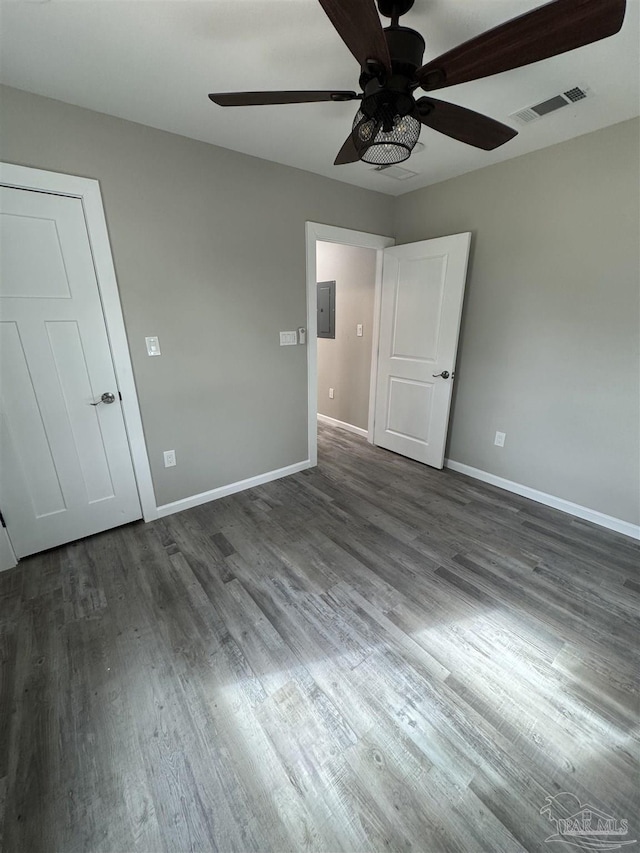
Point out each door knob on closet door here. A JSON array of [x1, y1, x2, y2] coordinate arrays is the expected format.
[[90, 392, 116, 406], [432, 371, 450, 379]]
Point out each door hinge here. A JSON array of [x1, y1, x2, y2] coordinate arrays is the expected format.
[[0, 510, 6, 528], [119, 391, 122, 401]]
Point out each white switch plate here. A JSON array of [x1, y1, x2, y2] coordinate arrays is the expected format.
[[163, 449, 176, 467], [494, 431, 506, 447], [297, 327, 306, 345], [329, 388, 334, 399], [356, 324, 363, 337], [279, 331, 297, 346], [145, 336, 161, 356]]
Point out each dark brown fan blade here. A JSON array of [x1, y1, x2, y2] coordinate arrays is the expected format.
[[334, 115, 381, 164], [415, 0, 626, 91], [208, 91, 359, 106], [415, 97, 517, 150], [334, 133, 361, 165], [317, 0, 391, 73]]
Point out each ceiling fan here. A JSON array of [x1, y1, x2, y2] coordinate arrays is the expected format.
[[208, 0, 626, 167]]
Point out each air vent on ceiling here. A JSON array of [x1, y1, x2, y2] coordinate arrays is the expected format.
[[370, 165, 418, 180], [510, 84, 593, 125]]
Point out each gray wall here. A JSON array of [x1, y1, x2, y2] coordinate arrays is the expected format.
[[0, 85, 393, 506], [316, 241, 376, 430], [395, 118, 640, 525], [2, 83, 637, 525]]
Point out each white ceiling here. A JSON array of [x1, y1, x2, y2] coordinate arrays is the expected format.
[[1, 0, 638, 196]]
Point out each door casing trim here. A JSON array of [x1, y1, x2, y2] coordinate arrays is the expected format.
[[0, 162, 158, 529], [305, 223, 394, 466]]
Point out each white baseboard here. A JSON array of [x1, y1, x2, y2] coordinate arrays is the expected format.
[[156, 459, 312, 519], [317, 413, 368, 438], [444, 459, 640, 541]]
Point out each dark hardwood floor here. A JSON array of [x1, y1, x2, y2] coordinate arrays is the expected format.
[[1, 423, 638, 852]]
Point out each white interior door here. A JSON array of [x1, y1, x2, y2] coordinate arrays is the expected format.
[[0, 186, 141, 558], [373, 233, 471, 468]]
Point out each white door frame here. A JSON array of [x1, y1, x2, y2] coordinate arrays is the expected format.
[[0, 163, 158, 551], [305, 222, 394, 466], [0, 524, 17, 572]]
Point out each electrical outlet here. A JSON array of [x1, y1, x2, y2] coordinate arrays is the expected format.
[[163, 449, 176, 467], [356, 324, 363, 337], [329, 388, 334, 399], [494, 431, 506, 448]]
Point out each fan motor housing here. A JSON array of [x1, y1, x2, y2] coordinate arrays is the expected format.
[[384, 26, 426, 75], [360, 25, 425, 99], [377, 0, 416, 18]]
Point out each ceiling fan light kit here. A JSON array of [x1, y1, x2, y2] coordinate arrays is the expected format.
[[353, 109, 421, 164], [208, 0, 626, 169]]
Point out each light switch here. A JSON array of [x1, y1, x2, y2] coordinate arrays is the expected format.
[[145, 336, 161, 356], [356, 324, 363, 337], [279, 331, 297, 346]]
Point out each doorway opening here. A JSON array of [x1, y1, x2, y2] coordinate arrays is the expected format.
[[306, 223, 471, 472], [316, 241, 377, 440], [305, 224, 395, 467]]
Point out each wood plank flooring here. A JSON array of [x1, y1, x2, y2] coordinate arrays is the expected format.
[[1, 422, 638, 852]]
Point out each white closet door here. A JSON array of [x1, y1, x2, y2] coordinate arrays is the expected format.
[[0, 186, 141, 558]]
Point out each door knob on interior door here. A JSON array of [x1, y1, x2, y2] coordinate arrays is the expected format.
[[432, 371, 450, 379], [90, 392, 116, 406]]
